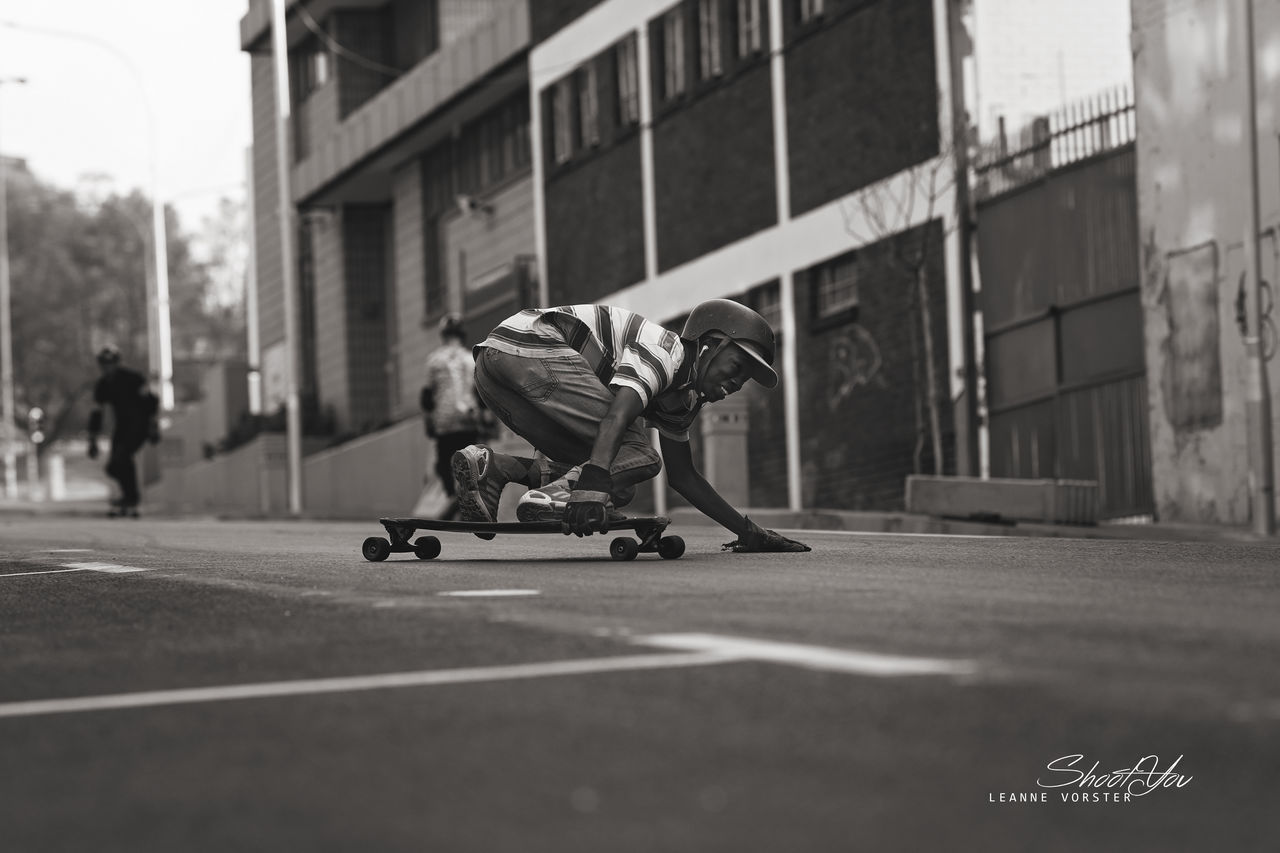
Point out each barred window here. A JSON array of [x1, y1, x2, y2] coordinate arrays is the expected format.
[[736, 0, 762, 58], [815, 254, 859, 317], [662, 8, 686, 99], [615, 34, 640, 126], [578, 63, 600, 147], [551, 79, 572, 164], [697, 0, 722, 80]]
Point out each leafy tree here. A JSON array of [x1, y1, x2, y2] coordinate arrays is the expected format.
[[4, 162, 243, 456]]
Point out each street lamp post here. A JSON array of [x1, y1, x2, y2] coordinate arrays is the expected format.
[[0, 75, 28, 500]]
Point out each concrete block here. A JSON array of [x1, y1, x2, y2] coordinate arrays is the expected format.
[[905, 475, 1099, 525]]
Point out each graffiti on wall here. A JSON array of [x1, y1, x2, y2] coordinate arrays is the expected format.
[[827, 323, 887, 410], [1159, 242, 1222, 431]]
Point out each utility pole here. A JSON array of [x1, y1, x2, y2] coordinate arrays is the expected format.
[[0, 75, 27, 500], [1241, 0, 1275, 535], [271, 0, 304, 515], [945, 0, 981, 477]]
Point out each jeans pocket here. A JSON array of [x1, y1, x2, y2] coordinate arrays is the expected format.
[[515, 357, 560, 401]]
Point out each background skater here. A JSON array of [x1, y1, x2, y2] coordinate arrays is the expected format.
[[86, 346, 160, 518]]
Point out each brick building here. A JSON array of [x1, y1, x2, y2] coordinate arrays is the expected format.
[[531, 0, 969, 510], [239, 0, 535, 437]]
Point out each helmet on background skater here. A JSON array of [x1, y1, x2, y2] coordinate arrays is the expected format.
[[682, 299, 778, 388], [439, 313, 466, 342], [95, 345, 122, 366]]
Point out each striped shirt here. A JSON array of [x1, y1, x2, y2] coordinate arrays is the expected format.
[[480, 306, 702, 440]]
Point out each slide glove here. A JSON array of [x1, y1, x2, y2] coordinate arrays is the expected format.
[[724, 516, 811, 553], [563, 464, 613, 537]]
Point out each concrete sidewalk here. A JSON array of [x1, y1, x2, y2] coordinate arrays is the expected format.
[[2, 495, 1276, 546]]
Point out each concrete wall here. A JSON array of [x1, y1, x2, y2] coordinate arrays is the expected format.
[[156, 422, 424, 519], [1133, 0, 1280, 524]]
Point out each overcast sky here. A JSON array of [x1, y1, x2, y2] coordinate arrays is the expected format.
[[0, 0, 251, 234]]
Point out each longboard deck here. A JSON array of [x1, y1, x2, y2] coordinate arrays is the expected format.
[[379, 516, 671, 535], [363, 515, 683, 561]]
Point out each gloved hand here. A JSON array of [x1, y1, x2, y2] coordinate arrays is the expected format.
[[88, 439, 99, 460], [563, 464, 613, 536], [723, 516, 811, 553]]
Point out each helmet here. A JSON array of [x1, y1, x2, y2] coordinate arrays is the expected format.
[[439, 313, 466, 340], [682, 299, 778, 388], [96, 345, 122, 366]]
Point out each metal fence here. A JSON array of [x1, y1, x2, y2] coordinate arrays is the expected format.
[[974, 85, 1135, 201]]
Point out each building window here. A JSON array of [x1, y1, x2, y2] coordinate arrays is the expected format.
[[799, 0, 824, 24], [736, 0, 762, 58], [697, 0, 723, 80], [662, 7, 686, 100], [551, 79, 573, 164], [578, 63, 600, 148], [815, 253, 859, 318], [615, 34, 640, 126]]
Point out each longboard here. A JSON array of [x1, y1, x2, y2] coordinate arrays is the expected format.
[[362, 515, 684, 562]]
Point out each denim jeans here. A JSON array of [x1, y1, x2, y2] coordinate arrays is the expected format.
[[473, 346, 661, 490]]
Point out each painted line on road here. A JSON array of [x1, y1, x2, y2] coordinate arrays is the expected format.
[[0, 651, 736, 719], [61, 562, 151, 574], [1, 568, 95, 578], [47, 549, 93, 553], [439, 589, 542, 598], [635, 633, 978, 677], [782, 529, 1007, 540]]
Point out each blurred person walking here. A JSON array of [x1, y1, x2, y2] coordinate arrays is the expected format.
[[87, 346, 159, 518], [417, 314, 492, 519]]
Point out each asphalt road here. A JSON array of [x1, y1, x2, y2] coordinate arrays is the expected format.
[[1, 515, 1278, 852]]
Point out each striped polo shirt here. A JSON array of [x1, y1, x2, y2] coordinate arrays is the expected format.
[[479, 306, 703, 440]]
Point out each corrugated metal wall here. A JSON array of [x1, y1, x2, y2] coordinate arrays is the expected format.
[[977, 145, 1153, 519]]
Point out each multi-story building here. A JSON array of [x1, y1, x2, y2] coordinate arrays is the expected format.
[[239, 0, 535, 439], [238, 0, 973, 515], [531, 0, 971, 510]]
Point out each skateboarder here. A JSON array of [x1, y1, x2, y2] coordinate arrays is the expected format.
[[420, 313, 491, 519], [451, 300, 809, 552], [86, 346, 160, 517]]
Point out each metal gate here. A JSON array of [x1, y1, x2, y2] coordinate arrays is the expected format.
[[975, 91, 1153, 519]]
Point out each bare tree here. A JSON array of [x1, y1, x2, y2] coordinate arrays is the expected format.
[[839, 140, 958, 475]]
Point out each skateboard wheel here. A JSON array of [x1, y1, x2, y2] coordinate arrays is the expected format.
[[362, 536, 391, 562], [657, 535, 685, 560], [413, 536, 442, 560], [610, 537, 639, 561]]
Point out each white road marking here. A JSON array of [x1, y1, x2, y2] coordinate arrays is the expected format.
[[781, 529, 1007, 540], [61, 562, 150, 574], [636, 633, 978, 677], [47, 549, 93, 553], [1, 568, 95, 578], [0, 651, 734, 719], [439, 589, 541, 598]]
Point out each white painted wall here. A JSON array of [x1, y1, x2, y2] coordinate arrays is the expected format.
[[1134, 0, 1280, 524]]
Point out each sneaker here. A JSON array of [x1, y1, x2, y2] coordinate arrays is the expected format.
[[516, 474, 626, 524], [516, 480, 573, 523], [451, 445, 507, 523]]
